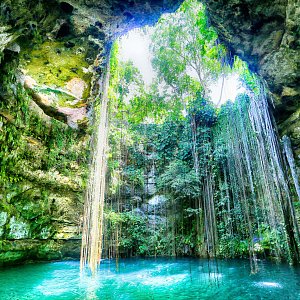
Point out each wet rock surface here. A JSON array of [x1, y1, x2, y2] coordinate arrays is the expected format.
[[203, 0, 300, 156]]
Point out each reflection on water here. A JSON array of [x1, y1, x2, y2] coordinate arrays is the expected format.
[[255, 281, 283, 288], [0, 258, 300, 299], [142, 274, 188, 286]]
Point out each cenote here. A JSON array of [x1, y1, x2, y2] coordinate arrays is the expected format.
[[0, 0, 300, 298], [1, 258, 300, 299]]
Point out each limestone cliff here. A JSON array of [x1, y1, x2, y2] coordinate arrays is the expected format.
[[0, 0, 182, 265], [204, 0, 300, 159]]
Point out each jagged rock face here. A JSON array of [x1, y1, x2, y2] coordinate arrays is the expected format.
[[203, 0, 300, 155], [204, 0, 299, 107], [0, 0, 182, 128], [0, 0, 183, 266], [63, 0, 182, 38]]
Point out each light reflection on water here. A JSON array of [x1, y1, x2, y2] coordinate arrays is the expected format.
[[0, 258, 300, 299], [255, 281, 283, 288]]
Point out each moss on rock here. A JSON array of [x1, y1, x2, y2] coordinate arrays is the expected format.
[[20, 40, 92, 99]]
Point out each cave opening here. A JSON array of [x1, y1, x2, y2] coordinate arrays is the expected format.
[[56, 22, 71, 38], [0, 0, 300, 298], [80, 0, 300, 278], [60, 1, 74, 14]]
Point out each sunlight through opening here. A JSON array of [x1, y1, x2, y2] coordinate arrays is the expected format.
[[119, 27, 246, 106]]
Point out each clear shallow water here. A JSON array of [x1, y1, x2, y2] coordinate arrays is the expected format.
[[0, 258, 300, 300]]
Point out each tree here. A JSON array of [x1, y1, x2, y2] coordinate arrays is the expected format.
[[150, 0, 228, 101]]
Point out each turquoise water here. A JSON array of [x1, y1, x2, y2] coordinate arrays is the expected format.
[[0, 258, 300, 299]]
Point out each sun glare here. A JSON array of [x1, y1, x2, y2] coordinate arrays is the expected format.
[[119, 28, 155, 85], [119, 28, 245, 106]]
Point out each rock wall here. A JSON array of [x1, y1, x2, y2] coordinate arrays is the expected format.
[[203, 0, 300, 161], [0, 57, 89, 264], [0, 0, 182, 265], [0, 0, 94, 262]]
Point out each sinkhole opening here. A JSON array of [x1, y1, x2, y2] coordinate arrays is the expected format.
[[81, 0, 300, 274], [118, 28, 245, 107]]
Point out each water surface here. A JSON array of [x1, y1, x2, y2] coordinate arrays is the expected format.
[[0, 258, 299, 299]]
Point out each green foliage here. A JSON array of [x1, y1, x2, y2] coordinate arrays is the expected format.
[[123, 166, 144, 188], [119, 212, 148, 255], [218, 235, 249, 258], [151, 0, 228, 100], [187, 93, 216, 127], [157, 160, 200, 200], [106, 210, 149, 256], [0, 51, 88, 247], [0, 59, 29, 183], [104, 0, 295, 262], [128, 83, 179, 124], [232, 57, 259, 94], [257, 224, 286, 254]]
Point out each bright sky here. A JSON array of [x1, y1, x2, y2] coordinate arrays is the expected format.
[[119, 28, 155, 85], [119, 28, 245, 106]]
